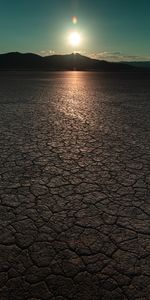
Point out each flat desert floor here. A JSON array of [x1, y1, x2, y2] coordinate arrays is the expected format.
[[0, 71, 150, 299]]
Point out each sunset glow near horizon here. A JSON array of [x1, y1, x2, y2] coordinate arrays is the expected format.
[[0, 0, 149, 61]]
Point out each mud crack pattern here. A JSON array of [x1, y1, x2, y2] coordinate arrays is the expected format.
[[0, 71, 150, 299]]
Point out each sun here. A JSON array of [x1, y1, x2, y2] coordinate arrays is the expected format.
[[69, 32, 81, 47]]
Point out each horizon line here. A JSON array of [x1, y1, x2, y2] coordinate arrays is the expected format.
[[0, 51, 150, 62]]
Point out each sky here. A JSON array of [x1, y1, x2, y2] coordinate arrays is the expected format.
[[0, 0, 150, 61]]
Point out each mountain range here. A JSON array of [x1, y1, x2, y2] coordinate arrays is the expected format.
[[0, 52, 149, 71], [122, 61, 150, 69]]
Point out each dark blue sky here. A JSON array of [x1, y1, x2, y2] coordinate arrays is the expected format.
[[0, 0, 149, 60]]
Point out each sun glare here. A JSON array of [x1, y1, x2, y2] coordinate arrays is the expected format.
[[72, 16, 78, 24], [69, 32, 81, 47]]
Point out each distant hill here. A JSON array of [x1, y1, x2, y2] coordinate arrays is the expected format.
[[0, 52, 145, 71], [122, 61, 150, 69]]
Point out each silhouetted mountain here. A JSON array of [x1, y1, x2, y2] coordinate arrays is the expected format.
[[121, 61, 150, 68], [0, 52, 45, 69], [0, 52, 143, 71]]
